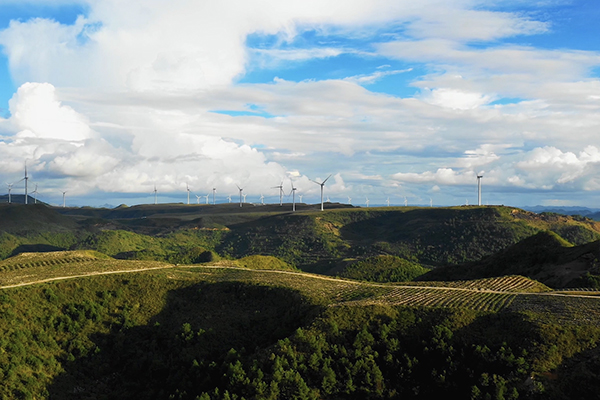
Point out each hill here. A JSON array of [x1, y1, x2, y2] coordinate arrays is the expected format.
[[3, 204, 600, 285], [0, 257, 598, 399], [420, 231, 600, 288]]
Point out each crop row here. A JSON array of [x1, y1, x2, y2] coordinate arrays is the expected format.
[[372, 286, 517, 311], [0, 256, 95, 272]]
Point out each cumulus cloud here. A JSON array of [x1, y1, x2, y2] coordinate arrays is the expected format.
[[8, 82, 95, 141], [1, 0, 600, 206]]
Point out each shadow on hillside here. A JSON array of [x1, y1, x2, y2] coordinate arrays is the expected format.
[[47, 281, 321, 399], [10, 244, 66, 256]]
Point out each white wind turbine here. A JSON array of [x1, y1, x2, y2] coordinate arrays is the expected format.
[[227, 195, 232, 203], [260, 194, 265, 205], [272, 181, 284, 206], [365, 197, 370, 208], [311, 174, 332, 211], [477, 174, 483, 206], [243, 193, 247, 203], [153, 185, 158, 205], [6, 183, 13, 203], [404, 196, 408, 207], [186, 184, 190, 205], [205, 194, 210, 204], [62, 191, 67, 208], [290, 179, 297, 211], [32, 184, 38, 204], [386, 197, 390, 207], [347, 196, 352, 204], [299, 194, 303, 203], [212, 188, 216, 205], [236, 185, 244, 207], [430, 198, 433, 207], [326, 196, 331, 203], [22, 163, 28, 205], [195, 195, 201, 204]]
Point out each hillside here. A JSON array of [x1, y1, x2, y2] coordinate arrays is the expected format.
[[0, 256, 598, 399], [3, 204, 600, 285], [420, 231, 600, 288]]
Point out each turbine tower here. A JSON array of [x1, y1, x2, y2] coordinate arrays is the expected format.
[[290, 179, 297, 211], [347, 196, 352, 204], [365, 197, 370, 208], [62, 191, 67, 208], [272, 182, 284, 206], [386, 197, 390, 207], [227, 195, 232, 203], [6, 183, 12, 204], [430, 198, 433, 207], [236, 185, 244, 207], [205, 194, 210, 204], [212, 188, 216, 205], [23, 163, 28, 205], [154, 185, 158, 205], [311, 174, 332, 211], [32, 184, 38, 204], [195, 194, 201, 204], [404, 196, 408, 207], [477, 175, 483, 206], [186, 184, 190, 205], [299, 194, 303, 203], [260, 194, 265, 205]]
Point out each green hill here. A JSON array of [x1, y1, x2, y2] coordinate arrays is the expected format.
[[4, 204, 600, 285], [0, 263, 597, 399], [420, 231, 600, 288]]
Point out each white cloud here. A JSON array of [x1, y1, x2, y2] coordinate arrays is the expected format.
[[9, 82, 94, 141]]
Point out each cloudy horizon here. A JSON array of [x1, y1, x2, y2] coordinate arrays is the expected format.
[[0, 0, 599, 208]]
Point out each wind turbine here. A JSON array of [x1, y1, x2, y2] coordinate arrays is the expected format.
[[195, 194, 201, 204], [62, 191, 67, 208], [272, 181, 284, 206], [205, 194, 210, 204], [32, 184, 38, 204], [227, 195, 232, 203], [23, 163, 28, 205], [347, 196, 352, 204], [477, 174, 483, 206], [259, 194, 265, 205], [404, 196, 408, 207], [153, 185, 158, 205], [212, 188, 216, 205], [430, 198, 433, 207], [299, 194, 303, 203], [236, 185, 244, 207], [290, 179, 297, 211], [6, 183, 12, 203], [326, 196, 331, 203], [242, 193, 247, 203], [365, 197, 370, 208], [186, 184, 190, 205], [311, 174, 332, 211], [386, 197, 390, 207]]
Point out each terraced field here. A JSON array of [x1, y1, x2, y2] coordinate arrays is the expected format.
[[1, 251, 600, 320]]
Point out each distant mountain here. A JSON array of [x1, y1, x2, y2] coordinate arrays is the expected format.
[[521, 205, 600, 218]]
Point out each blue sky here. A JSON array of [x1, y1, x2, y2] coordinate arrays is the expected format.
[[0, 0, 599, 208]]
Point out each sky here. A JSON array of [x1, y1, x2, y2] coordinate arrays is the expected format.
[[0, 0, 599, 208]]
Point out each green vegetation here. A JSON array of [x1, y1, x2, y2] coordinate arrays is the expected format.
[[0, 267, 598, 399], [339, 255, 430, 282], [1, 203, 600, 398]]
